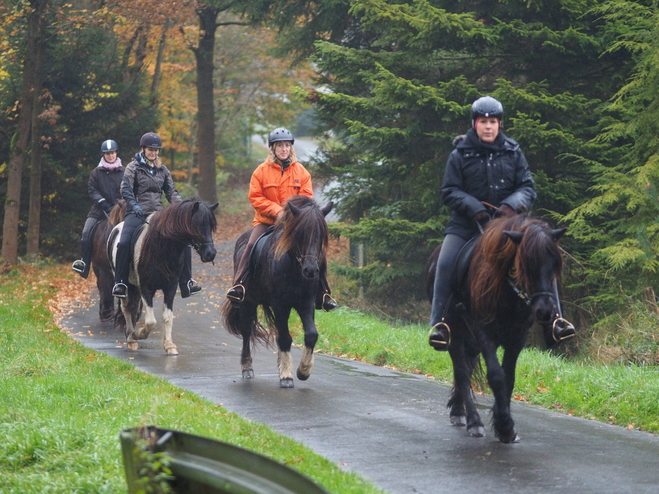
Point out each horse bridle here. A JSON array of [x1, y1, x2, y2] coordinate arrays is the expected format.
[[191, 240, 215, 264]]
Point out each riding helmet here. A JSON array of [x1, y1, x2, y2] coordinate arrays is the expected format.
[[100, 139, 118, 153], [268, 127, 295, 147], [139, 132, 163, 149], [471, 96, 504, 127]]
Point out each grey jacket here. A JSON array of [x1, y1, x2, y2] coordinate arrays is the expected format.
[[121, 152, 181, 215]]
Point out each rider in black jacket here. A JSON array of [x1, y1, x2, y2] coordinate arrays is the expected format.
[[429, 96, 536, 350]]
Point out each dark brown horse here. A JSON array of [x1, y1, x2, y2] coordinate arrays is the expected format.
[[108, 199, 218, 354], [91, 200, 126, 322], [425, 215, 574, 442], [222, 196, 333, 388]]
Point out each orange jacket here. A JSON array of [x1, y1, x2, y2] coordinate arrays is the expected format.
[[249, 159, 313, 226]]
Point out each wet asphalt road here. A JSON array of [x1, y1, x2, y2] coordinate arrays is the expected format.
[[61, 239, 659, 494]]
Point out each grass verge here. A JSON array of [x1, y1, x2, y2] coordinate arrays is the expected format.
[[0, 264, 385, 494], [298, 308, 659, 434]]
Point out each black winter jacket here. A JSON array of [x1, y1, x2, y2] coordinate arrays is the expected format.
[[441, 129, 536, 239], [87, 163, 124, 219], [121, 152, 181, 215]]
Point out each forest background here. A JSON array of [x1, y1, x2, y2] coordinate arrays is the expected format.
[[2, 0, 659, 363]]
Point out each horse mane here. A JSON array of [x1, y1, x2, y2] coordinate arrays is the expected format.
[[147, 199, 217, 243], [139, 199, 217, 278], [469, 215, 563, 322], [108, 199, 126, 226], [273, 196, 328, 263]]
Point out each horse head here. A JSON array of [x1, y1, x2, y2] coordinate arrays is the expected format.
[[276, 196, 330, 280], [504, 220, 568, 330], [191, 201, 218, 263]]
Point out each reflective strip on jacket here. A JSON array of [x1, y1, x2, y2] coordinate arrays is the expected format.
[[248, 159, 313, 226]]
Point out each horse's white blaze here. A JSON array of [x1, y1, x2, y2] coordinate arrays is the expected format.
[[277, 351, 293, 380], [298, 347, 314, 377]]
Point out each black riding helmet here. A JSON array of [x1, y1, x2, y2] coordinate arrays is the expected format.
[[140, 132, 162, 149], [268, 127, 294, 147], [101, 139, 118, 153], [471, 96, 504, 128]]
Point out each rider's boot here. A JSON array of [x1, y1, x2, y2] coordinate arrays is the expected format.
[[429, 321, 451, 351], [227, 284, 245, 304], [180, 279, 202, 298], [112, 243, 130, 298], [316, 291, 338, 312]]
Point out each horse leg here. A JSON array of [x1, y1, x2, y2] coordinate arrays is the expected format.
[[134, 289, 156, 341], [448, 333, 484, 437], [120, 298, 139, 351], [479, 334, 519, 443], [295, 305, 318, 381], [160, 287, 178, 355], [239, 305, 255, 379], [274, 307, 294, 388]]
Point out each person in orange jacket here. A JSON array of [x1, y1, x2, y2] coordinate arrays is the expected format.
[[226, 127, 337, 311]]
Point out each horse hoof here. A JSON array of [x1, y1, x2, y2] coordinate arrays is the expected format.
[[280, 378, 294, 388], [450, 415, 466, 427], [165, 348, 179, 356], [468, 426, 485, 438], [242, 370, 254, 379], [498, 431, 520, 443], [127, 342, 139, 351], [296, 370, 310, 381]]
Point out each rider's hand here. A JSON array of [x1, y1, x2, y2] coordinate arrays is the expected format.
[[133, 204, 145, 220], [495, 204, 516, 218], [474, 210, 490, 226], [99, 200, 112, 214]]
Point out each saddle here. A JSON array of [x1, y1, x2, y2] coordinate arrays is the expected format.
[[452, 234, 481, 294], [247, 226, 276, 274]]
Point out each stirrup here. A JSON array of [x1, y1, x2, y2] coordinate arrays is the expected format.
[[71, 259, 86, 274], [552, 317, 575, 343], [187, 278, 202, 295], [429, 321, 451, 350], [112, 282, 128, 298], [321, 292, 338, 312], [227, 283, 245, 303]]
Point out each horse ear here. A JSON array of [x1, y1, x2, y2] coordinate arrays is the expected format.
[[192, 201, 200, 214], [504, 230, 523, 244], [551, 228, 567, 241], [288, 201, 300, 216], [210, 202, 219, 212], [321, 201, 334, 217]]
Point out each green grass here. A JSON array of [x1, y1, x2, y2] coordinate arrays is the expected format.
[[0, 265, 385, 494], [295, 308, 659, 433]]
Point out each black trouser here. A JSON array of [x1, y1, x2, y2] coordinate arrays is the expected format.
[[78, 216, 102, 276], [114, 213, 143, 285], [430, 234, 468, 326]]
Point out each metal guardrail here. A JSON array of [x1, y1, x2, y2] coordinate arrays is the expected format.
[[120, 426, 330, 494]]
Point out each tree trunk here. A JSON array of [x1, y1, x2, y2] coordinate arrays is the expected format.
[[2, 0, 47, 264], [150, 19, 171, 103], [26, 9, 47, 256], [194, 5, 219, 204]]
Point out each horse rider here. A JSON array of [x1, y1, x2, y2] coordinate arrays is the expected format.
[[112, 132, 201, 299], [429, 96, 536, 350], [72, 139, 124, 279], [226, 127, 338, 312]]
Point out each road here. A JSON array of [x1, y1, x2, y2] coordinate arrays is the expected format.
[[61, 239, 659, 494]]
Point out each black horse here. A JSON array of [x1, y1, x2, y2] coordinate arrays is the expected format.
[[222, 195, 333, 388], [108, 199, 218, 355], [425, 215, 574, 442], [91, 200, 126, 322]]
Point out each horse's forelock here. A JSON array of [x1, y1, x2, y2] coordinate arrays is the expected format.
[[274, 197, 328, 260], [516, 219, 563, 291]]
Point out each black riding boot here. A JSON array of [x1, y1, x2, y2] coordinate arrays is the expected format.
[[113, 243, 130, 298], [179, 246, 202, 298]]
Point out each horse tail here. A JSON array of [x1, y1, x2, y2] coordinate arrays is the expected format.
[[221, 299, 272, 348]]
